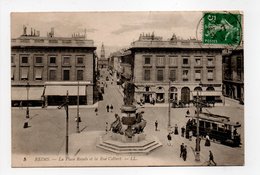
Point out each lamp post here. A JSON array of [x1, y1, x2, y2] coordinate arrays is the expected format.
[[195, 81, 203, 161], [25, 82, 30, 119], [168, 80, 171, 131], [76, 81, 81, 133], [58, 91, 69, 157]]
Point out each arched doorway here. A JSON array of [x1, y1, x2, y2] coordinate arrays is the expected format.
[[143, 86, 152, 103], [156, 86, 165, 103], [181, 87, 190, 104], [206, 86, 215, 102]]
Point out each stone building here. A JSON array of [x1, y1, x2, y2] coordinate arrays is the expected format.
[[222, 47, 244, 103], [128, 33, 224, 105], [11, 28, 96, 106]]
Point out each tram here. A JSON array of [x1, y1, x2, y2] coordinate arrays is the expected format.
[[186, 112, 241, 147]]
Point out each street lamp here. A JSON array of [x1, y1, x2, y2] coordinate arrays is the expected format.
[[58, 91, 69, 157], [76, 81, 81, 133], [168, 80, 172, 131], [25, 82, 30, 119], [195, 81, 203, 161]]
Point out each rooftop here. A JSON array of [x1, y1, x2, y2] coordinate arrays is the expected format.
[[11, 36, 95, 48]]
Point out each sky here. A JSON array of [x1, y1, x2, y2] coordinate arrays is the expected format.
[[11, 12, 203, 56]]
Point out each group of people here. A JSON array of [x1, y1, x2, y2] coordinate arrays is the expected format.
[[106, 104, 114, 113]]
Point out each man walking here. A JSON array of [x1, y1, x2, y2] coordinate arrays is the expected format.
[[106, 105, 109, 112], [155, 120, 158, 131], [183, 145, 187, 161], [181, 126, 185, 137], [167, 133, 172, 146], [110, 104, 114, 113], [180, 143, 184, 158], [209, 150, 217, 166]]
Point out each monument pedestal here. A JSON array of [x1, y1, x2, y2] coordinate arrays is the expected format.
[[96, 102, 162, 154]]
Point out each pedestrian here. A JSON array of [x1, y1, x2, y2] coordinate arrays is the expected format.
[[189, 130, 193, 141], [95, 108, 98, 115], [174, 124, 179, 135], [167, 133, 172, 146], [19, 101, 23, 109], [195, 137, 201, 151], [105, 122, 108, 134], [110, 104, 114, 113], [205, 134, 211, 147], [23, 118, 29, 129], [209, 150, 217, 166], [182, 145, 187, 161], [106, 105, 109, 112], [155, 120, 158, 131], [181, 126, 185, 137], [180, 143, 184, 158], [186, 109, 190, 117]]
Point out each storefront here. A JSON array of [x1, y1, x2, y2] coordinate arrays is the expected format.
[[43, 82, 90, 106], [11, 86, 44, 107]]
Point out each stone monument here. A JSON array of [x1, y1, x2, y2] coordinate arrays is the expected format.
[[97, 77, 162, 154]]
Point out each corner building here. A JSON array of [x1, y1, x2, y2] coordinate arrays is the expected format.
[[129, 34, 224, 105], [11, 34, 96, 106]]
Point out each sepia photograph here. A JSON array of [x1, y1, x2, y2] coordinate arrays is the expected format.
[[10, 11, 244, 167]]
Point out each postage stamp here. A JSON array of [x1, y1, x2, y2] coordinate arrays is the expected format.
[[203, 12, 242, 45]]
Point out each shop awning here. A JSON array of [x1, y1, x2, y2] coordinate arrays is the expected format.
[[11, 87, 44, 100], [45, 85, 86, 96], [192, 91, 222, 96]]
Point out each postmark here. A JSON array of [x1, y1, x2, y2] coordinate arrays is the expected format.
[[202, 12, 242, 45]]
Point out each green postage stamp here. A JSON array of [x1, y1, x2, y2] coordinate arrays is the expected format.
[[203, 12, 242, 45]]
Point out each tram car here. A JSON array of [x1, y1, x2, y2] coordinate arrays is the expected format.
[[186, 112, 241, 147]]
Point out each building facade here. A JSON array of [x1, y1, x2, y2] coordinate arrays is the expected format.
[[222, 48, 244, 103], [129, 33, 224, 105], [11, 30, 96, 106]]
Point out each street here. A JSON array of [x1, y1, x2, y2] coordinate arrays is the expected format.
[[12, 70, 244, 166]]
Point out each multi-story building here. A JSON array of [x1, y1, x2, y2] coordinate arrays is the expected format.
[[11, 28, 96, 106], [222, 47, 244, 103], [128, 33, 224, 105]]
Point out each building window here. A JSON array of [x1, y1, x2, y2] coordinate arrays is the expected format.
[[35, 56, 43, 64], [11, 68, 14, 80], [49, 70, 56, 80], [207, 70, 214, 80], [144, 57, 151, 65], [21, 56, 28, 64], [195, 58, 201, 66], [63, 56, 70, 65], [169, 70, 176, 81], [77, 70, 84, 81], [169, 56, 177, 66], [77, 57, 84, 64], [182, 70, 189, 81], [195, 70, 201, 81], [35, 68, 42, 80], [156, 56, 165, 66], [183, 58, 189, 65], [63, 70, 70, 81], [207, 58, 214, 66], [11, 56, 14, 64], [21, 68, 28, 80], [157, 70, 164, 81], [237, 57, 242, 80], [144, 69, 151, 81], [50, 56, 56, 64]]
